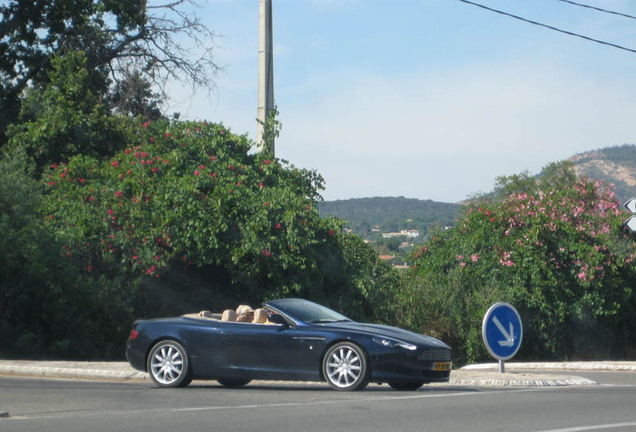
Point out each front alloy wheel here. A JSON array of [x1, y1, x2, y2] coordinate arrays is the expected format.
[[322, 342, 369, 391], [147, 340, 192, 388]]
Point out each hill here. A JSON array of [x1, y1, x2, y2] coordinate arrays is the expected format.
[[567, 144, 636, 203], [318, 196, 461, 242], [319, 144, 636, 243]]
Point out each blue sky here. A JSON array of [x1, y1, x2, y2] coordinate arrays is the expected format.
[[167, 0, 636, 203]]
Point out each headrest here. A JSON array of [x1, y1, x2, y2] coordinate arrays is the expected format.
[[253, 308, 268, 324], [221, 309, 237, 322]]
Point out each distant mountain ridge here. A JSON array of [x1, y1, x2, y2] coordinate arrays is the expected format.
[[567, 144, 636, 203], [319, 145, 636, 239], [318, 197, 461, 240]]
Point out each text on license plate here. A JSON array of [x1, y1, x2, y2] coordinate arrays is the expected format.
[[433, 362, 451, 371]]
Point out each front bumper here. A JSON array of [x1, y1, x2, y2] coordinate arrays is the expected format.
[[370, 350, 452, 383]]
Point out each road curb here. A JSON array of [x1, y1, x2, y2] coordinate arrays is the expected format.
[[0, 363, 148, 382], [2, 360, 632, 387], [446, 377, 596, 387], [462, 362, 636, 372]]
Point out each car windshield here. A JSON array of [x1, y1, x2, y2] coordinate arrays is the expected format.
[[266, 299, 352, 324]]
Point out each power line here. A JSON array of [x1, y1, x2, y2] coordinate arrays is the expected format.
[[556, 0, 636, 21], [456, 0, 636, 55]]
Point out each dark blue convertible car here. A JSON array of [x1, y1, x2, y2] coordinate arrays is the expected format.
[[126, 298, 452, 391]]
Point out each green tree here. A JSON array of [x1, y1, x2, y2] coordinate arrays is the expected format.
[[493, 170, 538, 198], [405, 163, 636, 364], [108, 70, 163, 120], [5, 52, 133, 174], [0, 150, 101, 358], [0, 0, 218, 143]]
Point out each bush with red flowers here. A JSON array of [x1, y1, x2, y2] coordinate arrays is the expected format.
[[34, 119, 398, 355]]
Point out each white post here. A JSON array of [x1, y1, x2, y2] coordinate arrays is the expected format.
[[257, 0, 275, 154]]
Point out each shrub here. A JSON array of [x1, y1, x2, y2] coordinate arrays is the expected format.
[[406, 163, 636, 364]]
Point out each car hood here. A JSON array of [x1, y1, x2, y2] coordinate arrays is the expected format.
[[321, 322, 450, 350]]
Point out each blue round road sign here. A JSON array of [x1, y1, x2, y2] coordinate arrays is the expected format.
[[482, 302, 523, 361]]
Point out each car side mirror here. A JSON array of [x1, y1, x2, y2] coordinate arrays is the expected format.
[[268, 313, 289, 326]]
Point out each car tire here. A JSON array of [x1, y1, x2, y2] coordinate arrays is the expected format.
[[217, 378, 252, 388], [322, 342, 369, 391], [388, 381, 425, 391], [147, 340, 193, 388]]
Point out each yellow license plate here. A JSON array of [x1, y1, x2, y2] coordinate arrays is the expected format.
[[433, 362, 452, 371]]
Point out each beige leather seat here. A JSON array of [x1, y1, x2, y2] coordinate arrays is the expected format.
[[221, 309, 237, 322], [252, 308, 268, 324]]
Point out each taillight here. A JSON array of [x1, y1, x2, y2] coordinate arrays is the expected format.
[[128, 329, 138, 340]]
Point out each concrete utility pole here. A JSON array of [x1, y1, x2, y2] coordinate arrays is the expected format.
[[256, 0, 275, 154]]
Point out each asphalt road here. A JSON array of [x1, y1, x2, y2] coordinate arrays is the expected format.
[[1, 373, 636, 432]]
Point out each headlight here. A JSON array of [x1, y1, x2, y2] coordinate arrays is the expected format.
[[372, 336, 417, 351]]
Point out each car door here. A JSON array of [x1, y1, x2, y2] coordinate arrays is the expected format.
[[219, 322, 302, 379]]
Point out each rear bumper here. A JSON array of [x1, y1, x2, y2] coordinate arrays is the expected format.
[[125, 339, 147, 372]]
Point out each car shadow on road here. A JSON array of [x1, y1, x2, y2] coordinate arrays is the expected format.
[[186, 381, 481, 393]]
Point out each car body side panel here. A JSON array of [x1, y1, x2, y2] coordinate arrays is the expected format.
[[213, 323, 306, 380]]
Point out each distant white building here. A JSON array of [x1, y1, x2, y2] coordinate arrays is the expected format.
[[404, 230, 419, 238], [382, 230, 419, 239]]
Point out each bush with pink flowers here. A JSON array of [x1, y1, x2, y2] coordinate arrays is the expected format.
[[405, 162, 636, 363]]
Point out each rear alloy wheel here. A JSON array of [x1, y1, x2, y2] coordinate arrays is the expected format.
[[322, 342, 369, 391], [388, 381, 425, 391], [147, 340, 192, 388]]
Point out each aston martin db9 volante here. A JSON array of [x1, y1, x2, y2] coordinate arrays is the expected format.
[[126, 298, 452, 391]]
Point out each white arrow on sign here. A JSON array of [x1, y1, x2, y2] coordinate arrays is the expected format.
[[625, 198, 636, 213], [626, 216, 636, 233], [493, 316, 514, 347]]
